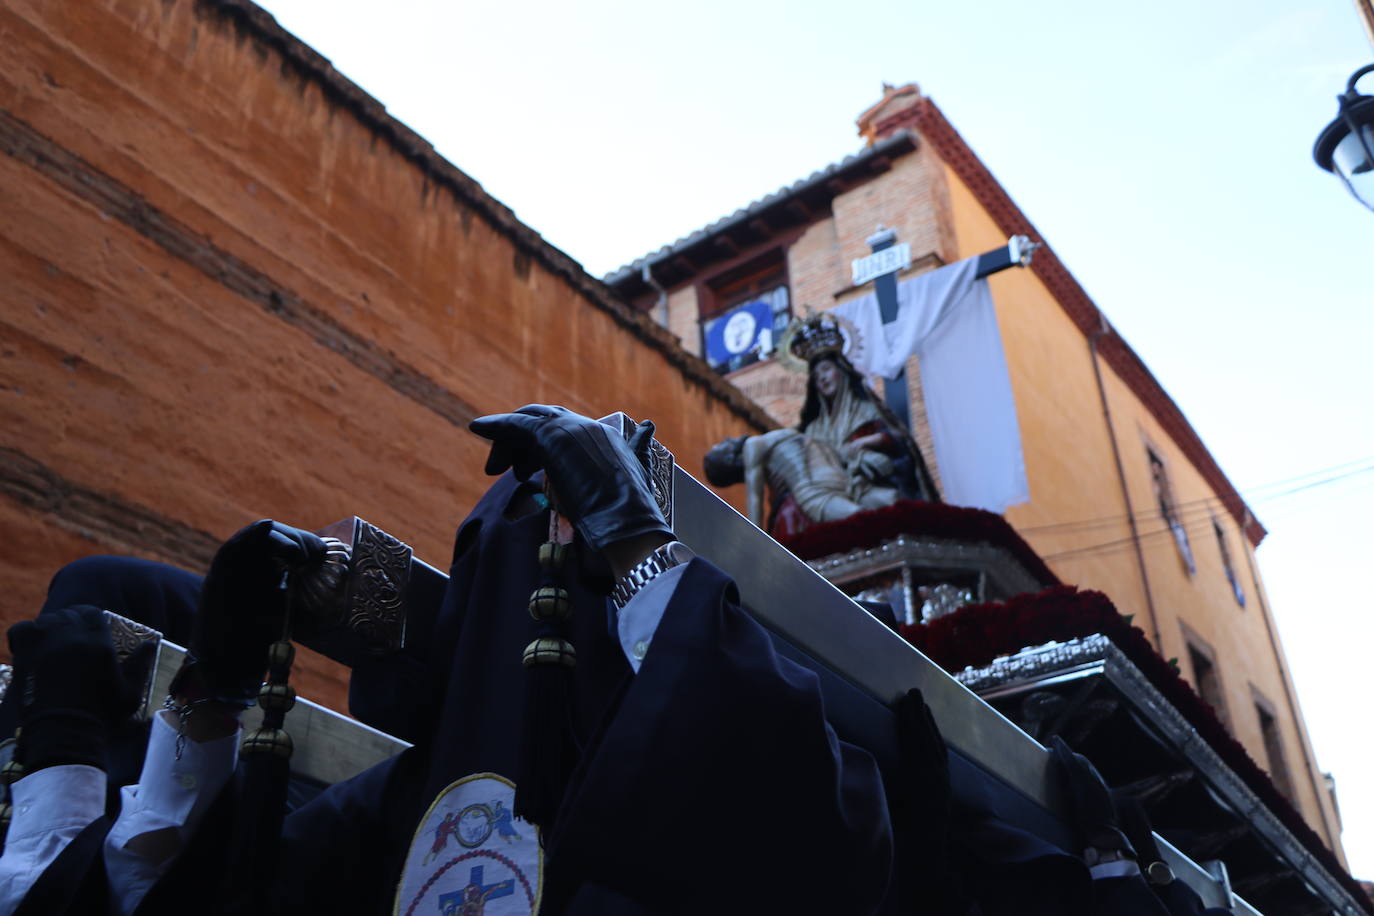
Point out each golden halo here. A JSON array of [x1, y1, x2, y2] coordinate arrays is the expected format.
[[775, 309, 865, 374]]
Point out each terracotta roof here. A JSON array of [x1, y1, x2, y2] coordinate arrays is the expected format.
[[602, 131, 917, 295], [209, 0, 774, 433]]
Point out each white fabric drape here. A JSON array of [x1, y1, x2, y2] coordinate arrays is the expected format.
[[830, 257, 1029, 513]]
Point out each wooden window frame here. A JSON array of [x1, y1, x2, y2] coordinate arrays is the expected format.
[[1180, 622, 1230, 730], [1251, 686, 1296, 802], [1211, 515, 1247, 608], [1143, 441, 1196, 575]]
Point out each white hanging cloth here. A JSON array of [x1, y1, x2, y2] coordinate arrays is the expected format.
[[830, 257, 1029, 513]]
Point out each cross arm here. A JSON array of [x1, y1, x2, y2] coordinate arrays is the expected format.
[[974, 234, 1041, 279]]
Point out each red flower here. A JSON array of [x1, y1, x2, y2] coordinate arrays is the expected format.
[[778, 501, 1059, 587]]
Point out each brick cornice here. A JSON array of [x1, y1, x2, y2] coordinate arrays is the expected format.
[[875, 99, 1265, 547], [201, 0, 773, 434], [0, 447, 220, 572]]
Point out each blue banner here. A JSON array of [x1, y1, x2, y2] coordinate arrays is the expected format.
[[704, 298, 773, 368]]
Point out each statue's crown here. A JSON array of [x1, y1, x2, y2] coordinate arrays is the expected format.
[[787, 313, 847, 363]]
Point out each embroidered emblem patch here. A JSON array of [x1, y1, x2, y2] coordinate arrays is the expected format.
[[395, 773, 542, 915]]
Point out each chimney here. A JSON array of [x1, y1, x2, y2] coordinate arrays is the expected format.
[[856, 82, 923, 146]]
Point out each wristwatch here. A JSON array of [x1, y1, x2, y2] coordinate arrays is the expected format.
[[611, 541, 695, 610]]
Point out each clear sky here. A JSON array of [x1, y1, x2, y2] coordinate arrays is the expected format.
[[258, 0, 1374, 880]]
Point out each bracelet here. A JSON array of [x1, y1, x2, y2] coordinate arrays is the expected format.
[[161, 695, 241, 761], [164, 656, 250, 761], [168, 654, 257, 708], [610, 541, 694, 610]]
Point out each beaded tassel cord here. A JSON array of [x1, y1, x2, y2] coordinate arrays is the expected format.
[[514, 497, 578, 831], [222, 582, 299, 915]]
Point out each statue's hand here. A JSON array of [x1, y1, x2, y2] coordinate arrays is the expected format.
[[848, 448, 894, 481]]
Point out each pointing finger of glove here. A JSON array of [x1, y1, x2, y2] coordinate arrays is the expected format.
[[469, 411, 546, 444], [482, 440, 515, 476], [264, 523, 327, 568], [481, 439, 546, 480], [471, 413, 550, 476]]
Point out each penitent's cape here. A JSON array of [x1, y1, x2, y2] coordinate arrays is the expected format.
[[274, 472, 894, 915]]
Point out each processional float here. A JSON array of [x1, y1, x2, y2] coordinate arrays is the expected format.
[[13, 416, 1361, 915]]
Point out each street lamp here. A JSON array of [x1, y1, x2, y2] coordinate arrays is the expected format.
[[1314, 64, 1374, 212]]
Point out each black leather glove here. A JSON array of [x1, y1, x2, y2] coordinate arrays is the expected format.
[[7, 605, 155, 772], [469, 405, 672, 552], [1050, 735, 1135, 858], [191, 519, 326, 703]]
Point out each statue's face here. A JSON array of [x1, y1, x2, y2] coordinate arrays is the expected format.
[[814, 359, 842, 399]]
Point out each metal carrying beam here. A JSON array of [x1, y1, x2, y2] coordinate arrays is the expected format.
[[100, 460, 1286, 912], [671, 466, 1270, 913]]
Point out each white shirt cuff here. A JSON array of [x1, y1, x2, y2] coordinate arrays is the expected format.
[[105, 712, 240, 915], [0, 764, 104, 913], [616, 563, 687, 672], [6, 764, 105, 841], [109, 711, 239, 840]]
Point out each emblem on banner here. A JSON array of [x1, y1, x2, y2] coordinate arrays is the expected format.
[[395, 773, 542, 916]]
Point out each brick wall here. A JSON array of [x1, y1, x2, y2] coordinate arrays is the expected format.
[[787, 218, 844, 313], [0, 0, 764, 713]]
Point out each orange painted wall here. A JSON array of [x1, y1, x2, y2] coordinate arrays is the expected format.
[[0, 0, 762, 711], [940, 159, 1345, 857], [651, 117, 1344, 856]]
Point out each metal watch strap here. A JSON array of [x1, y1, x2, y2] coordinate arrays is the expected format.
[[611, 541, 692, 610]]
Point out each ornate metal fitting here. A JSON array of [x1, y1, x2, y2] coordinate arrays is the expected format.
[[919, 583, 974, 622], [241, 726, 294, 759], [0, 760, 24, 786], [297, 519, 411, 664], [528, 586, 571, 622], [537, 542, 567, 574], [522, 637, 577, 669], [258, 683, 297, 713], [599, 413, 675, 528], [267, 641, 295, 671], [101, 611, 161, 720]]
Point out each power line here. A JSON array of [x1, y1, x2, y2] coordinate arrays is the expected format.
[[1040, 462, 1374, 564], [1019, 455, 1374, 537], [1042, 471, 1374, 565]]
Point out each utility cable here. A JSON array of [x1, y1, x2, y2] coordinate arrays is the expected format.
[[1018, 455, 1374, 536], [1040, 462, 1374, 564]]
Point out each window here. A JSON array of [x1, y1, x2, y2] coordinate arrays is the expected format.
[[699, 250, 792, 374], [1147, 446, 1195, 573], [1186, 641, 1230, 729], [1254, 693, 1295, 802], [1212, 517, 1246, 607]]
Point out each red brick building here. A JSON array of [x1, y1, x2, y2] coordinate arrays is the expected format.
[[0, 0, 767, 709]]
